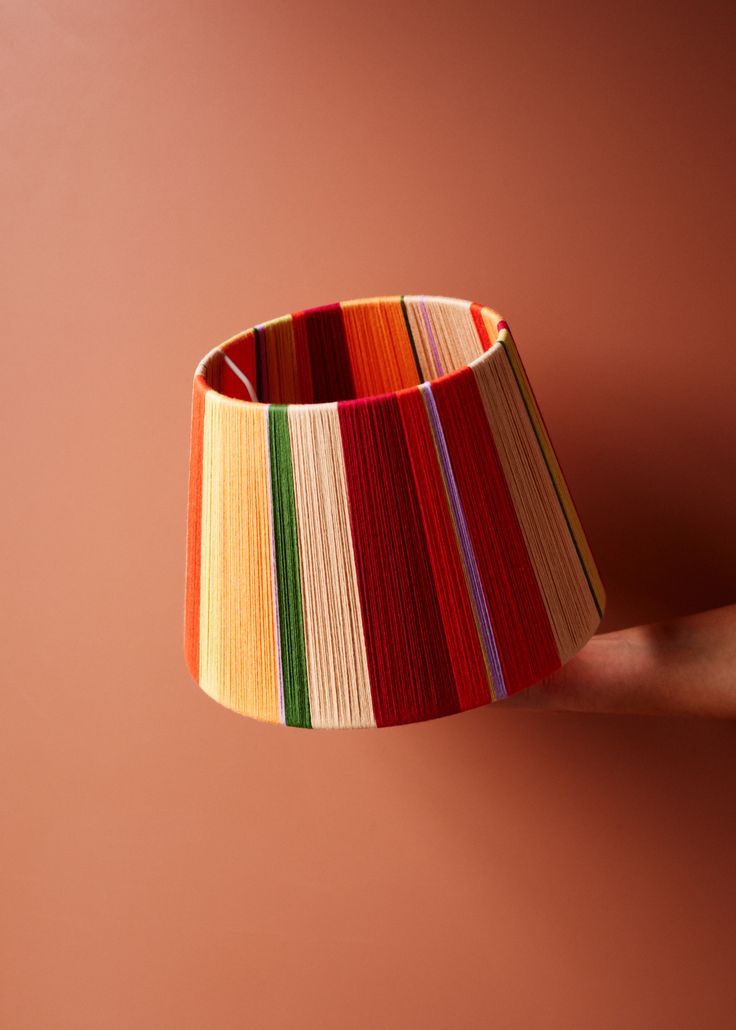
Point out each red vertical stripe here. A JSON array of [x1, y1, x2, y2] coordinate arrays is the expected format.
[[291, 311, 314, 403], [339, 395, 459, 725], [304, 303, 355, 402], [430, 369, 561, 693], [470, 303, 493, 351], [184, 374, 208, 680], [396, 389, 491, 710], [220, 333, 257, 400]]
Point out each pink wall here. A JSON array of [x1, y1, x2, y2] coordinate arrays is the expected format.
[[3, 2, 735, 1027]]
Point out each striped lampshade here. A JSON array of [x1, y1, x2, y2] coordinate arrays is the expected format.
[[184, 295, 604, 728]]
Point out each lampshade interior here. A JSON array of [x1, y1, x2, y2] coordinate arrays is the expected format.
[[208, 296, 501, 404]]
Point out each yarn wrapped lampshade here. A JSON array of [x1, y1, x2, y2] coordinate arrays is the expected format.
[[184, 295, 604, 728]]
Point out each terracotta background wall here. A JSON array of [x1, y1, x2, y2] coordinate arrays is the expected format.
[[2, 2, 735, 1027]]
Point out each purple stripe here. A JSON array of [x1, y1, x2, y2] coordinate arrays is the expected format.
[[419, 297, 444, 377], [265, 405, 285, 723], [420, 383, 507, 699]]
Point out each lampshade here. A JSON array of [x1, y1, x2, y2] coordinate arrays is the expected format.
[[184, 295, 604, 727]]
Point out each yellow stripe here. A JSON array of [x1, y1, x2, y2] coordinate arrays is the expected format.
[[199, 393, 281, 720]]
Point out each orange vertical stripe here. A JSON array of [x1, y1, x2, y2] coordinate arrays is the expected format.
[[183, 374, 208, 680], [341, 297, 420, 397]]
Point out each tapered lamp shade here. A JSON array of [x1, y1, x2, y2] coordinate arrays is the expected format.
[[184, 295, 604, 728]]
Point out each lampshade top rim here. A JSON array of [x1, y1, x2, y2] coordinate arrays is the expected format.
[[195, 294, 508, 410]]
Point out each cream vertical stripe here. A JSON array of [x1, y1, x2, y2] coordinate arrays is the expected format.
[[288, 403, 375, 728], [481, 312, 606, 613], [402, 296, 441, 380], [431, 297, 485, 371], [403, 296, 485, 377], [473, 346, 599, 661]]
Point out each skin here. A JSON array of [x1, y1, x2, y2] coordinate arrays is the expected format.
[[503, 604, 736, 718]]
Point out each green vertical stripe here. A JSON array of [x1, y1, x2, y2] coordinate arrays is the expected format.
[[268, 406, 311, 727]]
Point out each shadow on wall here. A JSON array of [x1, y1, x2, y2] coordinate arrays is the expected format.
[[344, 702, 736, 1006], [548, 373, 736, 633]]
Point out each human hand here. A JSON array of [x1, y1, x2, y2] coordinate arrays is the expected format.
[[502, 604, 736, 718]]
